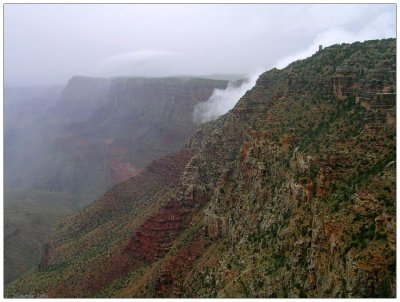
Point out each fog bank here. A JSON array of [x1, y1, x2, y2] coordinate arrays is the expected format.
[[193, 72, 261, 123]]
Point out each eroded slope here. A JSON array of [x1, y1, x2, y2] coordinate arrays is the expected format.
[[6, 39, 396, 298]]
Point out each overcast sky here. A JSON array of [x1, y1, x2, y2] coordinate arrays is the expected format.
[[4, 4, 396, 86]]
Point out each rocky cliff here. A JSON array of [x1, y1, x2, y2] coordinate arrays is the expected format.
[[57, 77, 229, 190], [6, 39, 396, 298], [6, 76, 229, 202], [49, 76, 111, 123], [4, 76, 229, 288]]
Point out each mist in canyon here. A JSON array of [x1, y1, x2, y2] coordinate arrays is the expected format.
[[3, 3, 396, 289]]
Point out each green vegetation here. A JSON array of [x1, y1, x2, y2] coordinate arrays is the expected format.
[[6, 38, 396, 298], [4, 189, 77, 287]]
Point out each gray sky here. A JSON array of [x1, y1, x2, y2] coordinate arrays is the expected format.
[[4, 4, 396, 86]]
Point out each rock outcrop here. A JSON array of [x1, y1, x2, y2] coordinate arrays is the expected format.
[[6, 39, 396, 298], [55, 77, 230, 199], [4, 76, 230, 288]]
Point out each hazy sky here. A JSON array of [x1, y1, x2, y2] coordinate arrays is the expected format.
[[4, 4, 396, 86]]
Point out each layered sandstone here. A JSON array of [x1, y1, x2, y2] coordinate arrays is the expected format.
[[6, 39, 396, 298]]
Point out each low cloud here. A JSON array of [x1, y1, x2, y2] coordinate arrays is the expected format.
[[103, 49, 181, 64], [97, 49, 182, 77], [193, 71, 262, 123], [193, 9, 395, 124], [276, 11, 395, 69]]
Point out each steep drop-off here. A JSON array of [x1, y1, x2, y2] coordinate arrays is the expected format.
[[49, 76, 111, 124], [4, 77, 229, 287], [6, 39, 396, 298], [57, 77, 230, 187]]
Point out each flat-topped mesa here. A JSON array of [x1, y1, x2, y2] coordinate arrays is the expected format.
[[50, 76, 231, 199], [6, 39, 395, 299], [51, 76, 111, 123]]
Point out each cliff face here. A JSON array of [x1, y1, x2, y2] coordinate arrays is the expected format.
[[4, 77, 229, 288], [6, 39, 396, 298], [49, 76, 111, 123], [50, 78, 228, 205], [57, 77, 229, 192], [7, 76, 229, 201]]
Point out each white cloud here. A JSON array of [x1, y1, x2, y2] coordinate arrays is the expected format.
[[193, 71, 262, 123], [102, 49, 181, 65], [275, 10, 396, 69], [4, 4, 396, 86], [192, 6, 396, 124], [97, 49, 182, 76]]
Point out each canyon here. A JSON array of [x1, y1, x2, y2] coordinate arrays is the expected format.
[[4, 76, 229, 286], [5, 39, 396, 298]]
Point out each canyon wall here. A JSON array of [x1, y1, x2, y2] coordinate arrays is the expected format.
[[6, 39, 396, 298]]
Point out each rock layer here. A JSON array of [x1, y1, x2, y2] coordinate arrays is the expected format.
[[6, 39, 396, 298]]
